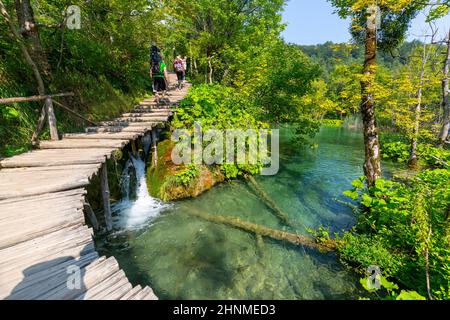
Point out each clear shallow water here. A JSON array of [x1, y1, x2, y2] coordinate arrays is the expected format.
[[98, 126, 400, 300]]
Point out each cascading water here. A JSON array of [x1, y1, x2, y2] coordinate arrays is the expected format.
[[112, 135, 169, 230]]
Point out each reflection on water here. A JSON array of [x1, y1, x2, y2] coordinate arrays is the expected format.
[[98, 126, 400, 300]]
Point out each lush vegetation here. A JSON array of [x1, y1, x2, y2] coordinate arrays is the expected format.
[[1, 0, 449, 300], [0, 0, 163, 157], [339, 170, 450, 300]]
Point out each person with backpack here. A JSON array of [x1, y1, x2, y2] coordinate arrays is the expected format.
[[173, 55, 185, 90], [150, 46, 169, 104]]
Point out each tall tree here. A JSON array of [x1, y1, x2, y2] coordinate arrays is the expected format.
[[409, 39, 433, 168], [328, 0, 423, 187], [438, 29, 450, 147], [14, 0, 50, 76]]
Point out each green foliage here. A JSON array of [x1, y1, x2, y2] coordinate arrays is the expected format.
[[173, 164, 200, 187], [172, 84, 269, 178], [382, 141, 450, 168], [340, 169, 450, 299], [173, 84, 265, 131], [0, 0, 157, 157], [339, 233, 403, 276], [220, 164, 241, 180], [426, 1, 450, 22], [321, 119, 344, 127], [382, 142, 411, 163], [359, 275, 426, 300]]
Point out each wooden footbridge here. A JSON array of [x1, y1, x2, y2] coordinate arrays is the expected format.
[[0, 75, 189, 300]]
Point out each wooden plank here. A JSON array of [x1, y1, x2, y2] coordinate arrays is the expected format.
[[5, 252, 99, 300], [140, 287, 158, 300], [0, 227, 94, 273], [120, 285, 142, 300], [101, 281, 133, 300], [39, 139, 128, 150], [35, 256, 118, 300], [0, 164, 100, 173], [130, 109, 173, 114], [84, 271, 128, 300], [0, 241, 96, 298], [0, 169, 96, 200], [0, 210, 85, 250], [0, 80, 187, 300], [98, 121, 160, 127], [119, 117, 168, 123], [63, 132, 142, 140], [122, 113, 172, 118], [0, 149, 114, 168], [85, 126, 155, 134], [0, 189, 86, 206]]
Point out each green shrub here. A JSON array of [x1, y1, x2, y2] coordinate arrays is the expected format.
[[339, 170, 450, 299]]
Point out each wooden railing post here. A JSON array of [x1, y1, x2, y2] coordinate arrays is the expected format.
[[31, 105, 47, 145], [83, 201, 100, 231], [100, 163, 113, 231], [151, 129, 158, 167], [45, 97, 59, 140]]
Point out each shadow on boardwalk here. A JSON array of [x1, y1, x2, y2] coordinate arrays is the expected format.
[[6, 245, 92, 300]]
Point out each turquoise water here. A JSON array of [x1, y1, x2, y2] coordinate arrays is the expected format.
[[98, 126, 400, 300]]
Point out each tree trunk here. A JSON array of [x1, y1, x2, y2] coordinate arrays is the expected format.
[[186, 209, 337, 253], [438, 30, 450, 147], [360, 12, 382, 188], [0, 1, 52, 144], [208, 55, 213, 84], [14, 0, 50, 77], [409, 42, 429, 169], [245, 175, 293, 228], [409, 90, 422, 169], [0, 1, 45, 95]]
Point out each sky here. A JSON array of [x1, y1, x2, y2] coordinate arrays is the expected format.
[[281, 0, 450, 45]]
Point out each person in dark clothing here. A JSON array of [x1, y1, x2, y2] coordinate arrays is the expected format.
[[150, 46, 169, 104]]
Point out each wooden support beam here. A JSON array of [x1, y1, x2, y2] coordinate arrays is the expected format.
[[45, 97, 59, 141], [31, 103, 47, 145], [100, 164, 113, 231], [131, 140, 138, 158], [151, 130, 158, 167], [84, 201, 99, 231]]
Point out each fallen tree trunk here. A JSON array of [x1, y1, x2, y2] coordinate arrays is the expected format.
[[244, 174, 294, 228], [185, 208, 337, 253]]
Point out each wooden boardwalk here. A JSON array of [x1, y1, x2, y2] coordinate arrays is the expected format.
[[0, 75, 189, 300]]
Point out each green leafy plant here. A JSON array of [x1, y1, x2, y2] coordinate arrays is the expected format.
[[339, 170, 450, 299], [174, 164, 200, 187]]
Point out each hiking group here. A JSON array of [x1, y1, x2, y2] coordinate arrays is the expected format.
[[150, 46, 187, 105]]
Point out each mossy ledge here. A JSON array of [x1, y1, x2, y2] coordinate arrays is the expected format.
[[146, 140, 225, 201]]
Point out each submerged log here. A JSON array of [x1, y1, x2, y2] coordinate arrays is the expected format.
[[245, 175, 294, 228], [186, 209, 337, 253]]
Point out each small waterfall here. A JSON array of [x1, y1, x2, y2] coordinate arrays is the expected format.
[[113, 138, 169, 230]]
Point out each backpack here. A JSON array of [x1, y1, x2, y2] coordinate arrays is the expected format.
[[174, 60, 184, 72], [152, 61, 162, 75]]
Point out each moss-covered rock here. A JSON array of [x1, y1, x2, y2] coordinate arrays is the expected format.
[[147, 139, 225, 201]]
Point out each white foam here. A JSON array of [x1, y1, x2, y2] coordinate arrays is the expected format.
[[113, 155, 169, 230]]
